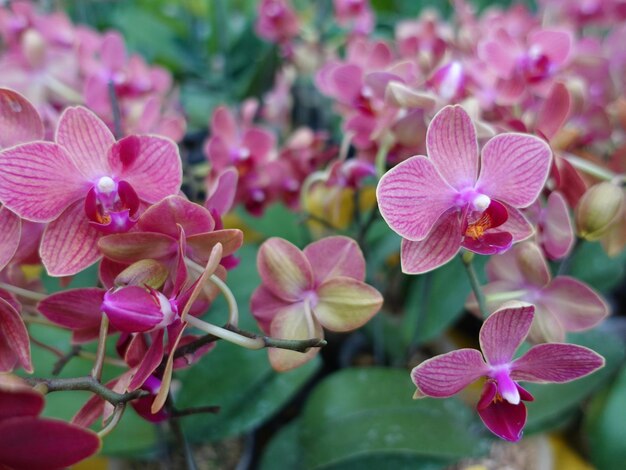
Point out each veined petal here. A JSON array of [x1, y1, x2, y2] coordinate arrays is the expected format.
[[497, 204, 534, 242], [303, 236, 365, 284], [102, 286, 162, 333], [540, 277, 609, 332], [529, 303, 566, 343], [513, 242, 551, 287], [0, 297, 31, 373], [0, 206, 21, 271], [37, 288, 104, 330], [98, 232, 176, 263], [40, 200, 102, 276], [137, 195, 215, 238], [480, 304, 535, 366], [186, 229, 243, 265], [0, 416, 101, 470], [314, 277, 382, 331], [400, 210, 462, 274], [411, 349, 487, 398], [129, 329, 165, 391], [542, 191, 574, 260], [377, 155, 457, 241], [0, 142, 86, 222], [268, 302, 324, 372], [108, 135, 182, 204], [476, 133, 552, 208], [0, 88, 44, 148], [55, 106, 115, 179], [477, 398, 526, 442], [257, 237, 313, 301], [250, 285, 292, 334], [426, 105, 479, 190], [512, 343, 604, 383]]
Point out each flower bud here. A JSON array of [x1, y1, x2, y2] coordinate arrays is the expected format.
[[575, 182, 624, 241]]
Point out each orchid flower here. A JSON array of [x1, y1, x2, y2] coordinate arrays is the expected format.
[[377, 105, 552, 274], [0, 105, 182, 276], [411, 303, 605, 442], [466, 241, 608, 343], [251, 236, 383, 371]]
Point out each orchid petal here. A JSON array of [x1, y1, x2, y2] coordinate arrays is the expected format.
[[0, 88, 44, 148], [536, 83, 570, 140], [0, 207, 21, 271], [542, 191, 574, 259], [529, 29, 572, 66], [411, 348, 488, 398], [377, 155, 457, 241], [211, 106, 237, 144], [102, 286, 162, 333], [268, 302, 324, 372], [512, 343, 604, 383], [498, 204, 534, 242], [303, 236, 365, 284], [426, 105, 479, 189], [480, 304, 534, 366], [242, 128, 275, 161], [476, 133, 552, 208], [400, 210, 462, 274], [206, 168, 238, 215], [477, 398, 526, 442], [529, 304, 566, 343], [0, 388, 43, 419], [101, 31, 127, 70], [137, 195, 215, 238], [186, 229, 243, 265], [108, 135, 182, 204], [55, 106, 115, 179], [540, 277, 609, 332], [0, 143, 86, 222], [462, 231, 512, 255], [514, 242, 551, 287], [98, 232, 175, 263], [37, 288, 104, 331], [250, 285, 292, 334], [40, 200, 102, 276], [314, 277, 382, 332], [0, 297, 31, 372], [257, 238, 313, 301], [0, 416, 101, 470], [129, 329, 165, 391]]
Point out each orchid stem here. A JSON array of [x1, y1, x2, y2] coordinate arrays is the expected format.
[[91, 315, 109, 381], [108, 80, 122, 139], [0, 282, 46, 302], [25, 376, 149, 405], [461, 251, 488, 318], [184, 315, 326, 352], [563, 153, 617, 182], [98, 404, 125, 438], [375, 134, 394, 178]]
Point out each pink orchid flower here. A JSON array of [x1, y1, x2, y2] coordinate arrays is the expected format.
[[377, 105, 552, 274], [0, 289, 32, 373], [255, 0, 300, 44], [466, 242, 608, 343], [0, 106, 182, 276], [412, 303, 605, 442], [0, 376, 100, 469], [525, 191, 574, 260], [251, 236, 383, 371]]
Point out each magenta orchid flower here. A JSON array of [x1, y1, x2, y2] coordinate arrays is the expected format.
[[0, 376, 100, 469], [377, 105, 552, 274], [466, 242, 608, 343], [251, 236, 383, 371], [0, 105, 182, 276], [255, 0, 300, 45], [0, 289, 32, 373], [412, 303, 605, 442]]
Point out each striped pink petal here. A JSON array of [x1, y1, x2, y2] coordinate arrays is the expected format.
[[303, 236, 365, 284], [0, 297, 31, 373], [540, 276, 609, 332], [497, 204, 534, 242], [426, 105, 479, 190], [511, 343, 604, 383], [0, 207, 21, 271], [542, 191, 574, 259], [257, 237, 313, 301], [377, 155, 457, 241], [137, 196, 215, 238], [108, 135, 182, 204], [411, 348, 488, 398], [37, 288, 104, 331], [400, 210, 462, 274], [128, 329, 165, 391], [476, 133, 552, 208], [0, 88, 44, 148], [55, 106, 115, 180], [0, 143, 86, 222], [479, 304, 534, 366], [98, 232, 176, 264], [40, 200, 102, 276], [250, 285, 293, 334]]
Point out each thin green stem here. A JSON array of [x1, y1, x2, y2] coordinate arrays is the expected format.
[[98, 404, 125, 438], [461, 251, 488, 318], [91, 315, 109, 381], [0, 282, 46, 302], [563, 153, 618, 182], [25, 376, 149, 405], [185, 260, 239, 326], [375, 134, 394, 178]]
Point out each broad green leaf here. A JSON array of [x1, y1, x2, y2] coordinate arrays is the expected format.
[[567, 241, 626, 292], [260, 419, 302, 470], [299, 368, 489, 469], [525, 327, 625, 433], [237, 203, 305, 245], [584, 365, 626, 470]]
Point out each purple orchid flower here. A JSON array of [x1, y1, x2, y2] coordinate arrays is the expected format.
[[411, 303, 605, 442], [0, 105, 182, 276], [251, 236, 383, 371], [466, 241, 608, 343], [377, 105, 552, 274], [0, 376, 100, 469]]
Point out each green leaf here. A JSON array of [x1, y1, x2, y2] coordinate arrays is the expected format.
[[567, 241, 626, 292], [524, 327, 625, 433], [237, 203, 305, 246], [299, 368, 489, 469], [584, 365, 626, 470], [260, 419, 302, 470]]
